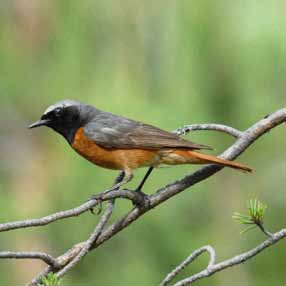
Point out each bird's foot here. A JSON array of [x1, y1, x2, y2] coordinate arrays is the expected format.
[[88, 186, 150, 213], [132, 188, 150, 208], [88, 186, 122, 215], [88, 199, 103, 215], [88, 191, 108, 215]]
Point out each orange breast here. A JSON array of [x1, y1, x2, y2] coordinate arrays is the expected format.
[[72, 127, 159, 171]]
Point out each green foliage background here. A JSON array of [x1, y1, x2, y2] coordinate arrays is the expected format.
[[1, 1, 286, 285]]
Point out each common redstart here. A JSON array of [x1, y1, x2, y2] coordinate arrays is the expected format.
[[29, 100, 252, 192]]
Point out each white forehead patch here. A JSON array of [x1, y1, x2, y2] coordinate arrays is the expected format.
[[43, 99, 82, 115]]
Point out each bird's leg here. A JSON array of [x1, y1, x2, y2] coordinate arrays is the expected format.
[[107, 168, 151, 208], [89, 170, 132, 202], [134, 167, 154, 193], [89, 171, 126, 214], [109, 170, 133, 191], [127, 167, 153, 208], [113, 170, 126, 186]]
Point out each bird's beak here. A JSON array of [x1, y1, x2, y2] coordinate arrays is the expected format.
[[28, 119, 50, 129]]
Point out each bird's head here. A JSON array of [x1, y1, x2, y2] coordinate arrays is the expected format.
[[29, 99, 95, 144]]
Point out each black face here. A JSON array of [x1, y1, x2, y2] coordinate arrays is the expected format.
[[29, 104, 82, 144]]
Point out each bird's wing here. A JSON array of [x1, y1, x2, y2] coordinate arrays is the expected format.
[[84, 112, 212, 150]]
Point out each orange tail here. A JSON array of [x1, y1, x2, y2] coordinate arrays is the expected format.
[[182, 150, 253, 172]]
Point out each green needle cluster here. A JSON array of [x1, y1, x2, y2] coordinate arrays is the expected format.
[[233, 199, 267, 234], [39, 273, 61, 286]]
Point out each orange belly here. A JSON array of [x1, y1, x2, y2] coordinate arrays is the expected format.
[[72, 128, 159, 170]]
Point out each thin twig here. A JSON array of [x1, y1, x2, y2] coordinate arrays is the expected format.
[[170, 229, 286, 286], [26, 242, 87, 286], [256, 223, 273, 238], [175, 124, 243, 138], [161, 245, 216, 286], [28, 267, 52, 286], [0, 189, 140, 233], [56, 200, 115, 278], [55, 173, 124, 278], [0, 251, 59, 269], [0, 200, 98, 232]]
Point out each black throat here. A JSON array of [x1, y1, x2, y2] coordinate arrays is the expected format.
[[50, 123, 81, 145]]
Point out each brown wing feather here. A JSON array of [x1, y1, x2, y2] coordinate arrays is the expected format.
[[127, 123, 213, 150], [84, 111, 213, 150]]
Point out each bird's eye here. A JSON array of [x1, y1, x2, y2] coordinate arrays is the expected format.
[[54, 108, 63, 117]]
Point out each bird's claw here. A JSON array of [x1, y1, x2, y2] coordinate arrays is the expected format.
[[88, 193, 104, 215], [133, 189, 150, 208]]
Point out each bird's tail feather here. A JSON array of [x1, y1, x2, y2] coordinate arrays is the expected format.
[[182, 150, 253, 172]]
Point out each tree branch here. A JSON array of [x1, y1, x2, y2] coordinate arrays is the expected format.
[[160, 245, 216, 286], [56, 200, 115, 277], [0, 189, 141, 232], [0, 108, 285, 285], [162, 229, 286, 286], [174, 123, 243, 138], [0, 251, 59, 269]]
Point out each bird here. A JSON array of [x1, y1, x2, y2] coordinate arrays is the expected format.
[[29, 99, 253, 194]]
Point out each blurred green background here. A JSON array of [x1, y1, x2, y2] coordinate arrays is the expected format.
[[1, 1, 286, 285]]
